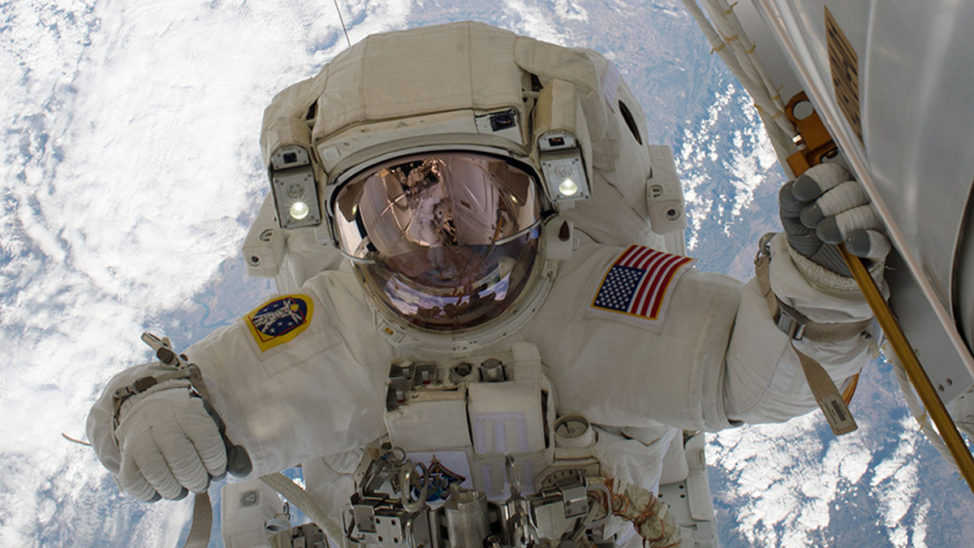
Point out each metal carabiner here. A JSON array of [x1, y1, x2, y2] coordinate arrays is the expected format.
[[399, 461, 430, 513]]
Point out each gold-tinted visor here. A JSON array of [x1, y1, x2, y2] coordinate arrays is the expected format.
[[331, 152, 542, 260], [330, 152, 545, 332]]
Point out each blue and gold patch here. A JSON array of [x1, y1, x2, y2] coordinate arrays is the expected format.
[[244, 295, 313, 352]]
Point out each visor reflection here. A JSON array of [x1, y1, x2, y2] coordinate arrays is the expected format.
[[356, 229, 541, 331], [333, 152, 542, 260], [335, 152, 545, 332]]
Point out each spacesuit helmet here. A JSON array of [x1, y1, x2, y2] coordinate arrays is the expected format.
[[256, 22, 658, 342], [329, 150, 546, 332]]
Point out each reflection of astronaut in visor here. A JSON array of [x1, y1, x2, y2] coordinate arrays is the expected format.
[[392, 159, 458, 245], [348, 152, 543, 332]]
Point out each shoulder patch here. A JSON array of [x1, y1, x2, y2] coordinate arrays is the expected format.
[[591, 246, 695, 324], [244, 294, 314, 352]]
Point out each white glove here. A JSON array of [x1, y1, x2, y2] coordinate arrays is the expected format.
[[115, 387, 228, 501], [779, 163, 891, 276]]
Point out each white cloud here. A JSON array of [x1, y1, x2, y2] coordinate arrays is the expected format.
[[554, 0, 589, 21], [501, 0, 575, 43], [676, 81, 783, 245], [677, 83, 736, 250], [870, 417, 925, 547], [706, 388, 951, 548]]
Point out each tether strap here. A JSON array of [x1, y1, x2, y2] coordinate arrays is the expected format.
[[792, 344, 857, 434], [261, 472, 348, 546], [182, 492, 212, 548], [755, 238, 865, 435]]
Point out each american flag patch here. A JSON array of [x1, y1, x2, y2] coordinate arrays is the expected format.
[[591, 246, 695, 322]]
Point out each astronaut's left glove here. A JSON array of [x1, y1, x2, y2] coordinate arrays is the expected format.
[[779, 163, 891, 277]]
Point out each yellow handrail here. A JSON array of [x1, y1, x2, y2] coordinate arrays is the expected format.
[[838, 244, 974, 492]]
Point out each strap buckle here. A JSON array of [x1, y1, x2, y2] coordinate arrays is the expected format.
[[774, 297, 809, 341]]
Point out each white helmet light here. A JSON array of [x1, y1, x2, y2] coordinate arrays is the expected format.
[[269, 145, 322, 229], [538, 132, 590, 203]]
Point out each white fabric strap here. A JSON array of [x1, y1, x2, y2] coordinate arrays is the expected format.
[[260, 472, 348, 547], [755, 250, 870, 342], [179, 463, 347, 547]]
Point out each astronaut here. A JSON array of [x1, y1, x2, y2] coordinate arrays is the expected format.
[[86, 22, 890, 547]]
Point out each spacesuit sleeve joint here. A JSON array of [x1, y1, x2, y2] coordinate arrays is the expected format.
[[111, 367, 195, 429], [755, 232, 870, 342]]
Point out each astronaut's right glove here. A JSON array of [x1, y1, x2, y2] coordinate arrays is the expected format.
[[112, 385, 228, 501], [779, 163, 891, 277]]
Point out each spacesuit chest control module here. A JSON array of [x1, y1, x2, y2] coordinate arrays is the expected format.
[[86, 21, 889, 548], [349, 343, 618, 547]]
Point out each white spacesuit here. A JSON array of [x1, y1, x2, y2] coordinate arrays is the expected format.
[[86, 22, 889, 547]]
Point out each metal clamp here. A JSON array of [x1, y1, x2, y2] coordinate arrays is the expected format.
[[754, 233, 810, 341]]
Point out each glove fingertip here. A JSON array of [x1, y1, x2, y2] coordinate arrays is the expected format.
[[130, 485, 161, 502], [227, 445, 253, 477], [132, 484, 162, 502], [119, 454, 159, 502], [779, 181, 805, 216], [781, 216, 813, 236], [800, 204, 825, 229], [816, 217, 843, 244], [792, 174, 824, 201], [779, 180, 793, 200], [191, 477, 213, 494], [845, 229, 871, 257], [847, 229, 891, 262]]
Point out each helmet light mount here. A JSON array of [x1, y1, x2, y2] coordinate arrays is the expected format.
[[538, 131, 590, 205], [269, 144, 322, 229], [268, 119, 591, 234]]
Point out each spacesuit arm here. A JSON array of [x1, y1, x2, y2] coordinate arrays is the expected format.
[[180, 273, 390, 477], [721, 232, 882, 423]]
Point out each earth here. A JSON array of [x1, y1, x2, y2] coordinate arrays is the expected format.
[[2, 1, 972, 546]]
